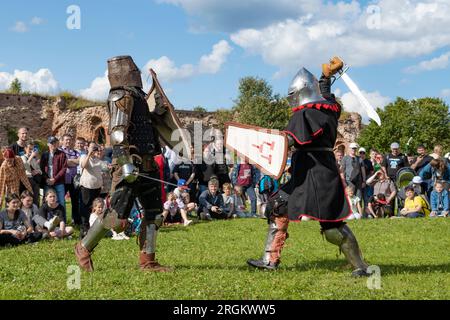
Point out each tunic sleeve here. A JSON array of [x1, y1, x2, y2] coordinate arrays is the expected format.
[[283, 108, 328, 145]]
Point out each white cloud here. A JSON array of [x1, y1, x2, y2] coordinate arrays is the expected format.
[[79, 71, 109, 101], [404, 51, 450, 73], [340, 90, 391, 123], [440, 88, 450, 97], [162, 0, 450, 75], [80, 40, 232, 100], [143, 40, 232, 83], [11, 21, 28, 33], [30, 17, 45, 25], [0, 69, 59, 94]]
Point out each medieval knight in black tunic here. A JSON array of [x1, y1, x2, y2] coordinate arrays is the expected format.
[[247, 57, 370, 277]]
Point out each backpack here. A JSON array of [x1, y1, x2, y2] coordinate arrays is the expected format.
[[259, 175, 277, 194], [418, 195, 431, 217]]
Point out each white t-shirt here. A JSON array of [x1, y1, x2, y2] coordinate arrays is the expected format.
[[89, 213, 100, 227], [80, 155, 106, 189]]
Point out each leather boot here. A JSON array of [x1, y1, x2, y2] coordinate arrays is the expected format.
[[74, 242, 94, 272], [139, 252, 173, 272]]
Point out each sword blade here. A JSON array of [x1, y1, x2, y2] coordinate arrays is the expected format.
[[340, 73, 381, 126], [137, 173, 189, 189]]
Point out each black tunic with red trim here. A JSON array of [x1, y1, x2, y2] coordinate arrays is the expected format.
[[282, 101, 350, 222]]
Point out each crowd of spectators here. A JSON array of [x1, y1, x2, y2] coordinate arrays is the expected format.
[[337, 141, 450, 220], [1, 126, 449, 247]]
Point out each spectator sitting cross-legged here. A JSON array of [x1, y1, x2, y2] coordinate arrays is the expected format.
[[429, 181, 449, 217], [0, 193, 42, 247], [40, 136, 67, 221], [162, 192, 193, 226], [397, 186, 426, 218], [0, 148, 34, 208], [222, 183, 235, 218], [89, 198, 128, 240], [198, 178, 226, 220], [38, 189, 73, 239]]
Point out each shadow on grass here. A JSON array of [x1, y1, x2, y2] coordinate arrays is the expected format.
[[171, 259, 450, 275], [283, 259, 450, 275]]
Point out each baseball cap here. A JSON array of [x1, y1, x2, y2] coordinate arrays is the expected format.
[[177, 179, 186, 187], [390, 142, 400, 149], [358, 147, 366, 153], [349, 142, 359, 149], [47, 136, 59, 144], [412, 176, 423, 184]]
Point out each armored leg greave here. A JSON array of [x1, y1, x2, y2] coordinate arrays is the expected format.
[[323, 224, 370, 277], [247, 214, 289, 270]]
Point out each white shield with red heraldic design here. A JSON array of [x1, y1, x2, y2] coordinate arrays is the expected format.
[[225, 122, 288, 179]]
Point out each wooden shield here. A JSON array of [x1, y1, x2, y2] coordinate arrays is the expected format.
[[225, 122, 288, 179]]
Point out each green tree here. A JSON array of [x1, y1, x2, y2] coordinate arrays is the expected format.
[[193, 106, 207, 113], [8, 78, 22, 94], [215, 108, 235, 130], [357, 97, 450, 154], [233, 77, 291, 130]]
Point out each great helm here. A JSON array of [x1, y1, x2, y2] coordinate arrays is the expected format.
[[107, 55, 143, 88], [287, 68, 322, 107]]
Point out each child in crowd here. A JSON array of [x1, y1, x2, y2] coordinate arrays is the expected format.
[[162, 192, 193, 226], [39, 189, 74, 239], [430, 181, 449, 217], [222, 183, 235, 218], [346, 185, 362, 220], [0, 193, 42, 246], [20, 190, 40, 228], [89, 198, 129, 240], [232, 185, 251, 218], [399, 186, 425, 218], [180, 192, 197, 218]]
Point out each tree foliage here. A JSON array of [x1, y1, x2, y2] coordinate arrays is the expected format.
[[8, 78, 22, 94], [193, 106, 207, 113], [357, 97, 450, 154], [233, 77, 291, 130]]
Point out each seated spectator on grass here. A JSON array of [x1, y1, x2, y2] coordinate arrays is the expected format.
[[89, 198, 128, 240], [39, 189, 73, 239], [366, 169, 397, 217], [21, 142, 43, 206], [367, 193, 392, 218], [198, 179, 227, 220], [232, 185, 252, 218], [222, 183, 235, 218], [180, 192, 197, 218], [398, 186, 426, 218], [20, 190, 40, 228], [0, 148, 34, 208], [430, 181, 449, 217], [162, 192, 193, 226], [397, 176, 427, 210], [0, 194, 42, 246], [346, 185, 362, 220]]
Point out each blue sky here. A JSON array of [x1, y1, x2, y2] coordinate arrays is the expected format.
[[1, 0, 449, 119]]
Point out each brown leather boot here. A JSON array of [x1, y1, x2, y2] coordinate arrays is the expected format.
[[139, 252, 173, 272], [74, 242, 94, 272]]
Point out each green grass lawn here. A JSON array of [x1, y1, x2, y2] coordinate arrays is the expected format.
[[0, 217, 449, 300]]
